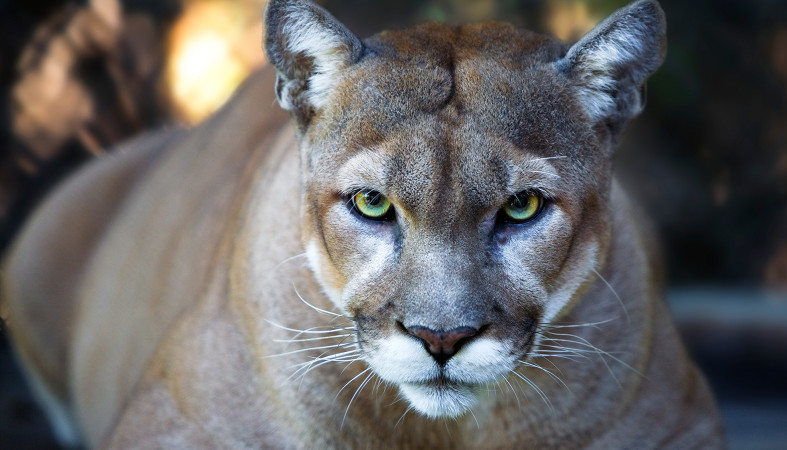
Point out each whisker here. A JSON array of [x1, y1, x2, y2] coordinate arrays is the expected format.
[[395, 405, 414, 429], [524, 170, 561, 178], [271, 252, 307, 274], [530, 347, 590, 356], [265, 341, 357, 359], [502, 376, 522, 410], [265, 319, 355, 335], [467, 407, 480, 429], [289, 356, 359, 383], [288, 349, 362, 369], [529, 353, 587, 362], [335, 367, 372, 401], [529, 155, 567, 162], [590, 268, 630, 323], [372, 377, 385, 398], [541, 333, 643, 377], [533, 344, 612, 355], [538, 317, 616, 330], [288, 337, 361, 379], [293, 283, 344, 317], [510, 371, 553, 410], [538, 355, 567, 377], [342, 371, 376, 427], [518, 360, 571, 392], [273, 333, 355, 344]]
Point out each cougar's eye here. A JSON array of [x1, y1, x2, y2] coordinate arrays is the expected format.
[[500, 192, 544, 224], [351, 190, 394, 220]]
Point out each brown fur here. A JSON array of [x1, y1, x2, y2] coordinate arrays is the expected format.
[[2, 0, 724, 447]]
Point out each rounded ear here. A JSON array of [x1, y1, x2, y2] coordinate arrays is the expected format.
[[264, 0, 364, 127], [556, 0, 666, 134]]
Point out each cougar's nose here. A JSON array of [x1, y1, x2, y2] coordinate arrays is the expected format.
[[406, 325, 478, 365]]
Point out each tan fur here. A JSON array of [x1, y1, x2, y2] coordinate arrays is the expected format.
[[2, 1, 724, 448]]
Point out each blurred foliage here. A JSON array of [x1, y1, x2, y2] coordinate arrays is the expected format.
[[617, 0, 787, 287], [0, 0, 179, 253]]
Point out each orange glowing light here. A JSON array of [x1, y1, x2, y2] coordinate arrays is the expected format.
[[546, 0, 599, 43], [166, 0, 266, 124]]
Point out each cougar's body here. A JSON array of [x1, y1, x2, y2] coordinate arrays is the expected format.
[[2, 1, 724, 447]]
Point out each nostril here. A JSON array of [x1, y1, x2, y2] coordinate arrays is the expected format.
[[405, 325, 478, 365]]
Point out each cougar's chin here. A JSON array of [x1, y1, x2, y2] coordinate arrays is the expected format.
[[399, 381, 480, 418]]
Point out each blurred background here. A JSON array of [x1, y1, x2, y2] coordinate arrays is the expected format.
[[0, 0, 785, 448]]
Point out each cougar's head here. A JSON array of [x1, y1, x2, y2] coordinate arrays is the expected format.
[[265, 0, 665, 418]]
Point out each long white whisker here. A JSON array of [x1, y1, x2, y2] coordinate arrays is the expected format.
[[342, 371, 375, 426], [538, 317, 616, 330], [530, 155, 567, 162], [289, 336, 360, 377], [271, 253, 307, 274], [541, 333, 643, 377], [265, 319, 355, 335], [335, 367, 372, 400], [534, 343, 612, 355], [525, 170, 561, 178], [538, 355, 567, 377], [532, 348, 596, 355], [590, 268, 630, 323], [537, 341, 627, 384], [293, 283, 344, 317], [467, 408, 480, 429], [273, 333, 355, 343], [291, 356, 362, 381], [502, 377, 522, 410], [395, 405, 415, 428], [510, 371, 553, 410], [288, 350, 361, 369], [529, 353, 587, 362], [518, 360, 571, 392], [265, 342, 357, 359]]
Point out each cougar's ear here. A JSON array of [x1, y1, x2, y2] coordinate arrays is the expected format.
[[556, 0, 666, 134], [264, 0, 363, 125]]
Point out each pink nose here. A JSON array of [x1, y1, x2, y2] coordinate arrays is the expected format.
[[406, 325, 478, 365]]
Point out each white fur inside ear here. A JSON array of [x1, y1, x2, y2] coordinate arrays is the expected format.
[[280, 5, 352, 110], [571, 20, 650, 120], [561, 0, 664, 122]]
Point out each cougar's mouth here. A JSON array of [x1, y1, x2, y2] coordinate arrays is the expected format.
[[398, 377, 482, 418], [361, 330, 521, 418]]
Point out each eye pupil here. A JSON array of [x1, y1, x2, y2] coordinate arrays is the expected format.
[[351, 190, 393, 221], [500, 192, 544, 224]]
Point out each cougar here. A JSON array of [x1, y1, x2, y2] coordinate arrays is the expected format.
[[1, 0, 724, 447]]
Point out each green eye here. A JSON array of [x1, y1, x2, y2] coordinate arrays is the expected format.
[[351, 190, 393, 220], [501, 192, 544, 224]]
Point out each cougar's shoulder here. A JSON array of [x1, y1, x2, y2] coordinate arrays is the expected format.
[[2, 67, 292, 446], [2, 127, 181, 386]]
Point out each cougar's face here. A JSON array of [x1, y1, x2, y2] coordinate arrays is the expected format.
[[298, 25, 612, 418]]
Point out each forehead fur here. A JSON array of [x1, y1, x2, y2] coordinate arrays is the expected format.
[[311, 22, 600, 160], [304, 22, 606, 203]]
